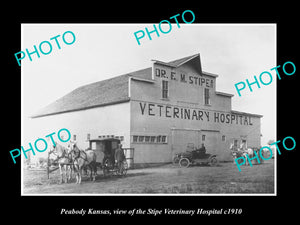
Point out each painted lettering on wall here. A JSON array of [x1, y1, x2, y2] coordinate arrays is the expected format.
[[155, 68, 214, 88], [139, 102, 253, 126]]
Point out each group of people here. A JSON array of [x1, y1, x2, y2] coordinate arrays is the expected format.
[[230, 142, 248, 158], [230, 142, 263, 165]]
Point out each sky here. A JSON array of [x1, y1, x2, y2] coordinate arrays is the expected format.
[[22, 23, 276, 146]]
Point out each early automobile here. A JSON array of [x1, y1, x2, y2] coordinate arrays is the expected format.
[[173, 144, 218, 168]]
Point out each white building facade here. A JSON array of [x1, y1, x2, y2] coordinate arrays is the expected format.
[[29, 53, 262, 164]]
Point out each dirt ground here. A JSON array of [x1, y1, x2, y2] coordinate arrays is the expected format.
[[22, 159, 275, 195]]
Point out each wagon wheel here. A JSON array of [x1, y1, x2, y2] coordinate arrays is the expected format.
[[102, 166, 110, 177], [179, 158, 190, 168], [172, 155, 180, 166], [116, 161, 128, 176], [102, 158, 113, 178], [210, 157, 218, 166]]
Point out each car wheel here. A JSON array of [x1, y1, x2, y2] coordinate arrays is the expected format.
[[179, 158, 190, 168], [172, 155, 180, 165], [210, 157, 218, 166]]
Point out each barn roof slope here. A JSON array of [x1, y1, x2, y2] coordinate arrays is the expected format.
[[31, 67, 152, 118], [31, 54, 206, 118]]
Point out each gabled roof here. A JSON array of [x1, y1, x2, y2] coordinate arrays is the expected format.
[[31, 54, 214, 118], [31, 68, 152, 118], [167, 53, 200, 67], [152, 53, 202, 74], [31, 74, 130, 118]]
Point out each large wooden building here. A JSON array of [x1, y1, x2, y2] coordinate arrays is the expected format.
[[31, 53, 262, 164]]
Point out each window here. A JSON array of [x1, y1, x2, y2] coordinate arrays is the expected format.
[[145, 136, 150, 142], [233, 139, 238, 147], [87, 133, 90, 140], [204, 88, 210, 105], [162, 80, 169, 99], [112, 141, 118, 149], [222, 135, 226, 141], [150, 136, 156, 143], [138, 136, 145, 142], [241, 139, 247, 148], [133, 136, 138, 143], [132, 135, 167, 144], [73, 134, 77, 141], [157, 135, 161, 143], [202, 135, 206, 141]]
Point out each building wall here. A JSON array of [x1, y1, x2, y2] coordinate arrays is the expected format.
[[27, 59, 262, 165], [130, 100, 261, 162], [26, 102, 131, 161], [129, 62, 261, 163]]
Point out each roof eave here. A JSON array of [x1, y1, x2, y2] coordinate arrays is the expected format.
[[202, 71, 219, 78], [215, 91, 234, 97], [151, 60, 176, 68], [231, 110, 263, 118], [130, 76, 155, 83], [31, 98, 130, 119]]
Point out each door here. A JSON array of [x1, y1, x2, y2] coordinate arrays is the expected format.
[[171, 129, 200, 156], [201, 130, 220, 156]]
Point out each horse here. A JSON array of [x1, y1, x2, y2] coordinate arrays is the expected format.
[[49, 142, 73, 184], [245, 147, 263, 165], [237, 147, 260, 166], [230, 143, 252, 166], [243, 148, 253, 165], [69, 141, 97, 184], [230, 143, 243, 163]]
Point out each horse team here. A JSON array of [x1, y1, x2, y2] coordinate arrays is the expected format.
[[230, 143, 264, 166], [49, 141, 97, 184]]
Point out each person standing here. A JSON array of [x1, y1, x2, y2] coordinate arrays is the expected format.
[[114, 143, 126, 172]]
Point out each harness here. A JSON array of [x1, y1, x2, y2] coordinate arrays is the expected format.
[[71, 149, 91, 168], [49, 146, 72, 164], [72, 149, 88, 161]]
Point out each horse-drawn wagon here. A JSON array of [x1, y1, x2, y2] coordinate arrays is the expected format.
[[47, 136, 133, 184], [88, 137, 129, 177]]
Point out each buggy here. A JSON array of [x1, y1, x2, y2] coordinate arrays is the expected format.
[[88, 137, 128, 177]]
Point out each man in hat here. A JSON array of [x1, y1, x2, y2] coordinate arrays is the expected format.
[[115, 143, 126, 173]]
